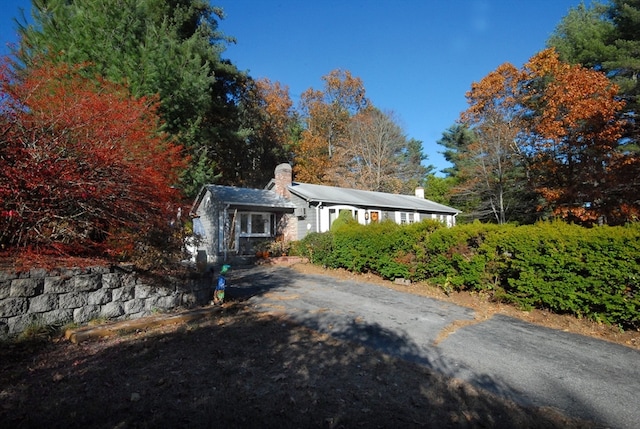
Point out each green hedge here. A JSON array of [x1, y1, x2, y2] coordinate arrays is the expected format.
[[292, 220, 640, 330], [329, 219, 441, 280], [489, 222, 640, 328]]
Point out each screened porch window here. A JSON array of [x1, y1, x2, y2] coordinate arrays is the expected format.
[[239, 212, 272, 237]]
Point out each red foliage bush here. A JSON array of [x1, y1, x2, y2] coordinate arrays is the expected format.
[[0, 57, 188, 264]]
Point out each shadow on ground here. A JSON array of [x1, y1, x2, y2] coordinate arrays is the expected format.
[[0, 265, 599, 428]]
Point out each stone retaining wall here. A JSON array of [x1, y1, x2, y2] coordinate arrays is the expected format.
[[0, 265, 212, 339]]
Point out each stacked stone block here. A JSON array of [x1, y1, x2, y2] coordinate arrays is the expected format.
[[0, 266, 210, 339]]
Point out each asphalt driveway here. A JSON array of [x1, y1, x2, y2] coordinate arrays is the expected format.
[[227, 264, 640, 429]]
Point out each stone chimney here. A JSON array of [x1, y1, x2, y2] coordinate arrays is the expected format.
[[414, 186, 425, 199], [274, 163, 292, 200]]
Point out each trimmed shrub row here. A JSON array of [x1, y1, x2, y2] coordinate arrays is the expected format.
[[291, 220, 640, 330]]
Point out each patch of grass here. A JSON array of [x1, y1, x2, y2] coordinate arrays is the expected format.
[[17, 321, 61, 343]]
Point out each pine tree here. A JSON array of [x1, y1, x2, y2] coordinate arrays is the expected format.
[[17, 0, 250, 197]]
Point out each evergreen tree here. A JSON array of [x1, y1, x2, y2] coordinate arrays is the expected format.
[[17, 0, 253, 197], [423, 174, 457, 206], [437, 123, 478, 178], [436, 124, 485, 222], [547, 1, 616, 69], [397, 138, 432, 194]]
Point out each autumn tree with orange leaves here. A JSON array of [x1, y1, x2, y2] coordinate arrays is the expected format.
[[460, 63, 535, 224], [522, 49, 632, 225], [457, 48, 635, 225], [294, 69, 428, 192], [0, 58, 187, 266], [294, 70, 369, 184]]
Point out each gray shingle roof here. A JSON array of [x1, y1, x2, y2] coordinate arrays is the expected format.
[[201, 185, 296, 210], [289, 182, 459, 214]]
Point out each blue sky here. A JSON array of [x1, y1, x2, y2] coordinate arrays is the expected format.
[[1, 0, 584, 174]]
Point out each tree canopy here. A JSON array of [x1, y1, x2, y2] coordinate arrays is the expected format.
[[523, 49, 628, 224], [294, 69, 429, 192], [447, 48, 635, 225], [16, 0, 257, 197], [548, 0, 640, 150], [294, 69, 370, 184], [13, 2, 435, 198]]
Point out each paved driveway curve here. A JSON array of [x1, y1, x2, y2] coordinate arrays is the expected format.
[[227, 265, 640, 429]]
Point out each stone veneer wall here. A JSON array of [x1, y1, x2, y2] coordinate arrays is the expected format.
[[0, 265, 212, 339]]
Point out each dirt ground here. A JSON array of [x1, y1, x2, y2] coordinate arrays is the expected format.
[[1, 262, 635, 429]]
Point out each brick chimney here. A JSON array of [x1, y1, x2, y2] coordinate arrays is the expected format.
[[415, 186, 425, 199], [274, 163, 292, 200]]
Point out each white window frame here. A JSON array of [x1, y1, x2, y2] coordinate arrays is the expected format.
[[431, 213, 451, 226], [238, 212, 272, 237], [320, 205, 358, 231], [396, 211, 417, 224]]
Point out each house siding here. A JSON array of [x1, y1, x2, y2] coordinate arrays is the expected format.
[[301, 206, 319, 240], [189, 182, 296, 266], [193, 192, 219, 264], [428, 212, 456, 227], [288, 194, 317, 241]]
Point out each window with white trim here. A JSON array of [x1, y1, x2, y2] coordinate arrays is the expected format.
[[239, 212, 272, 237], [397, 212, 416, 224]]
